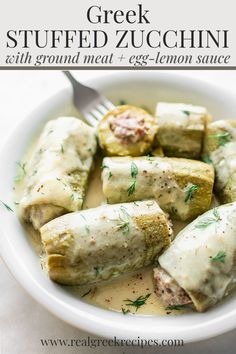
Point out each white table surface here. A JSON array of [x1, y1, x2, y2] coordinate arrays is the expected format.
[[1, 70, 236, 354]]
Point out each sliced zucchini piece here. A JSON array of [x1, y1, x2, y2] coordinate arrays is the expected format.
[[203, 119, 236, 203], [101, 156, 214, 221], [19, 117, 97, 229], [98, 105, 158, 156], [155, 102, 209, 159], [40, 200, 172, 285], [158, 202, 236, 312]]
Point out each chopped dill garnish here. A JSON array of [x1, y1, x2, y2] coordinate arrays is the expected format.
[[15, 161, 27, 182], [211, 250, 226, 264], [147, 154, 154, 162], [195, 208, 221, 229], [32, 170, 38, 176], [117, 206, 130, 236], [101, 163, 109, 170], [182, 110, 191, 116], [56, 177, 67, 187], [0, 200, 13, 212], [165, 304, 191, 311], [82, 288, 92, 298], [131, 161, 138, 179], [61, 144, 64, 153], [80, 214, 90, 234], [121, 308, 130, 315], [209, 132, 231, 146], [127, 162, 138, 196], [101, 163, 112, 180], [182, 110, 201, 116], [124, 293, 151, 312], [94, 266, 100, 277], [119, 99, 128, 105], [127, 180, 136, 196], [184, 184, 198, 202], [16, 161, 26, 174], [171, 206, 178, 215], [202, 154, 213, 165]]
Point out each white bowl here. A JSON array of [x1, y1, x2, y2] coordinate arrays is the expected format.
[[1, 72, 236, 343]]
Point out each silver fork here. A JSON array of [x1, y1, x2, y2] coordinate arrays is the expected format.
[[63, 71, 115, 127]]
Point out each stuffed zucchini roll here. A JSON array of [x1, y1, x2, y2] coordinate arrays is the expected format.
[[203, 120, 236, 203], [98, 105, 158, 156], [102, 156, 214, 221], [19, 117, 97, 230], [155, 103, 208, 159], [40, 200, 172, 285], [155, 202, 236, 312]]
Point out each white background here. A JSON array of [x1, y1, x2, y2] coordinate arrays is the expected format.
[[1, 70, 236, 354]]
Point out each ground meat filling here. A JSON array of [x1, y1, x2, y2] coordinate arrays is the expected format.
[[109, 110, 149, 144], [153, 266, 192, 306]]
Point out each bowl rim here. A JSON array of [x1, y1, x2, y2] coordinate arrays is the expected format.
[[1, 71, 236, 344]]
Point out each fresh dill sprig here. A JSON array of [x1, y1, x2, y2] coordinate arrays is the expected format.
[[15, 161, 27, 182], [56, 177, 67, 187], [82, 288, 92, 298], [182, 110, 201, 116], [121, 308, 130, 315], [124, 293, 151, 312], [119, 99, 128, 105], [127, 161, 138, 196], [94, 266, 100, 277], [202, 154, 213, 165], [101, 163, 112, 179], [127, 180, 136, 196], [32, 170, 38, 176], [130, 161, 138, 179], [209, 132, 231, 146], [165, 304, 191, 311], [101, 163, 109, 170], [0, 200, 13, 212], [147, 154, 154, 162], [171, 206, 178, 215], [211, 250, 226, 264], [117, 206, 130, 236], [80, 214, 90, 234], [185, 184, 198, 203], [61, 144, 64, 153], [195, 208, 221, 229]]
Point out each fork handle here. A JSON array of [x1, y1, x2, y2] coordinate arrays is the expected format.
[[63, 71, 81, 88]]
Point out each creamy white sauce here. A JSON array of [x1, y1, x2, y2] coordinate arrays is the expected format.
[[102, 157, 206, 221], [156, 102, 206, 130], [18, 117, 97, 230], [159, 203, 236, 308]]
